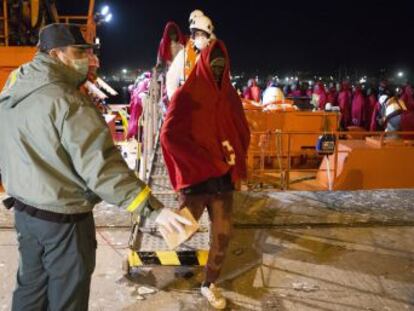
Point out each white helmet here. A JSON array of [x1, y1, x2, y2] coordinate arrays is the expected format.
[[189, 9, 204, 24], [190, 15, 214, 36], [325, 103, 333, 111], [263, 86, 285, 105]]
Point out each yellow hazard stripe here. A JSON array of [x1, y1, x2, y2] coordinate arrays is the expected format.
[[128, 250, 143, 266], [127, 250, 209, 267], [118, 109, 129, 133], [156, 251, 180, 265], [196, 250, 209, 266], [126, 186, 151, 212], [9, 71, 18, 87]]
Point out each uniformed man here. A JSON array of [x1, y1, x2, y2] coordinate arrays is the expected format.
[[0, 23, 189, 311]]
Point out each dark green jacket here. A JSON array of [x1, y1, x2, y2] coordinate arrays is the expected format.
[[0, 52, 160, 215]]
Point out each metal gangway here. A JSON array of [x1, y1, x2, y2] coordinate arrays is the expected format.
[[125, 71, 210, 272]]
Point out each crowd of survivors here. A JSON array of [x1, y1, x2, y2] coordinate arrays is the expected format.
[[241, 78, 414, 133]]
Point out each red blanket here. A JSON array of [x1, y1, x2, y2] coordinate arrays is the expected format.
[[161, 40, 250, 191], [338, 81, 352, 127], [351, 86, 367, 127]]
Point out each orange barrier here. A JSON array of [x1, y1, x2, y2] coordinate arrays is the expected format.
[[245, 110, 340, 183], [0, 47, 36, 89], [246, 130, 414, 191], [317, 132, 414, 190]]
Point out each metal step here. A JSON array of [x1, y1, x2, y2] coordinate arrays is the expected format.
[[129, 141, 211, 267]]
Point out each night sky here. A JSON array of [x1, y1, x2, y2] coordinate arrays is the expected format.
[[57, 0, 414, 77]]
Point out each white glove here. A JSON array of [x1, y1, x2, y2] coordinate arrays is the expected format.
[[155, 208, 192, 234]]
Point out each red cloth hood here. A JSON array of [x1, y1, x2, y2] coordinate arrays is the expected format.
[[340, 81, 351, 92], [313, 82, 326, 94], [402, 84, 414, 111], [161, 40, 250, 191], [327, 87, 338, 105], [401, 111, 414, 139], [338, 83, 352, 127], [158, 21, 186, 63], [351, 86, 367, 127], [314, 82, 327, 109]]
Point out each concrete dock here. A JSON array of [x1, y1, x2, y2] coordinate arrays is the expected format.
[[1, 190, 414, 310]]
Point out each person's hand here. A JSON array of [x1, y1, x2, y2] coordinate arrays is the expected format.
[[155, 208, 192, 234]]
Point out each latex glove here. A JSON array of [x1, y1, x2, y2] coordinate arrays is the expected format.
[[155, 208, 192, 234]]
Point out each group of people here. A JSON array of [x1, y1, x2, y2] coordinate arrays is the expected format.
[[243, 78, 414, 134], [0, 8, 251, 309], [0, 21, 207, 311]]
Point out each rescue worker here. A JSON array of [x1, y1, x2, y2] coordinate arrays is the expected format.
[[0, 23, 190, 311], [371, 91, 390, 131], [166, 14, 215, 99], [156, 21, 186, 69], [161, 40, 250, 309], [380, 92, 408, 134], [262, 82, 285, 106]]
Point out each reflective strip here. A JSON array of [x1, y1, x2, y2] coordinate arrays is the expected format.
[[9, 71, 18, 87], [126, 186, 151, 212], [1, 71, 18, 95], [128, 250, 143, 267], [196, 250, 209, 266], [156, 251, 180, 265], [118, 109, 129, 133]]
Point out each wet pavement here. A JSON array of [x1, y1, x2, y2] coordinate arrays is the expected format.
[[1, 190, 414, 310]]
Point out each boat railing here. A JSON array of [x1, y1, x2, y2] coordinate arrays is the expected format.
[[247, 130, 414, 190]]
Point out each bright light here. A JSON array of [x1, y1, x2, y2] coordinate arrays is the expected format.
[[101, 5, 109, 16], [122, 69, 127, 74], [398, 71, 404, 78], [360, 77, 367, 83], [285, 77, 289, 81], [104, 13, 113, 23]]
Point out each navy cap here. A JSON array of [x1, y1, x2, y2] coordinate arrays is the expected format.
[[38, 23, 94, 51]]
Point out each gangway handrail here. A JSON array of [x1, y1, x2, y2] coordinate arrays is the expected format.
[[138, 69, 164, 182]]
